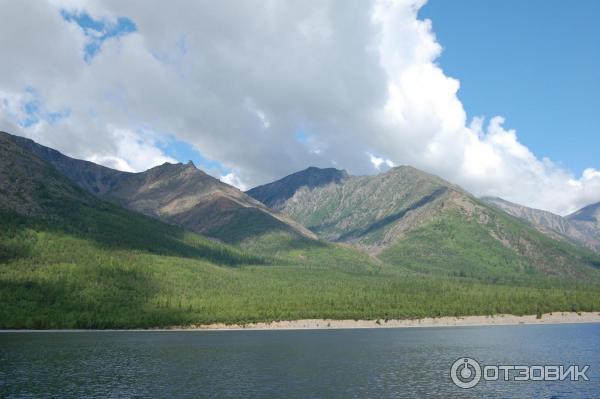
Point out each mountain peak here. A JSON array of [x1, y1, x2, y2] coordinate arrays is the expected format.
[[568, 202, 600, 224], [157, 161, 191, 168], [152, 160, 203, 176], [247, 166, 348, 209], [382, 164, 458, 191]]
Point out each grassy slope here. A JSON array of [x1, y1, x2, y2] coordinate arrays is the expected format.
[[380, 207, 600, 283]]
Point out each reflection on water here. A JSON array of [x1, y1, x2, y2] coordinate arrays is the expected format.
[[0, 323, 598, 398]]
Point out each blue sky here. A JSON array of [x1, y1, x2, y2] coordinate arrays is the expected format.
[[420, 0, 600, 175], [61, 11, 136, 61], [159, 137, 230, 176]]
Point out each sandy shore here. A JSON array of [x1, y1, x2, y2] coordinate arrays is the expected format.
[[175, 312, 600, 331], [2, 312, 598, 332]]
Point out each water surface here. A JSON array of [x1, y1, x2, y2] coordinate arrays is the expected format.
[[1, 323, 598, 398]]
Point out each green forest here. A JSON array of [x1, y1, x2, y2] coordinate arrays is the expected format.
[[1, 202, 599, 329]]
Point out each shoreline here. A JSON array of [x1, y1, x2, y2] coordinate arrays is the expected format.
[[1, 312, 599, 332]]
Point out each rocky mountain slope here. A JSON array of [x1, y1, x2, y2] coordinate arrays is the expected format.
[[483, 197, 600, 253], [569, 202, 600, 223], [249, 166, 600, 280], [103, 161, 315, 242], [0, 131, 96, 217], [6, 132, 130, 195], [2, 131, 314, 243], [247, 166, 348, 209]]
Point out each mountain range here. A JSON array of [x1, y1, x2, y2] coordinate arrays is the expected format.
[[1, 130, 599, 328], [247, 164, 600, 280], [5, 132, 314, 244]]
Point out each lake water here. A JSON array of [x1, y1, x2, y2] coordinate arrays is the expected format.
[[0, 323, 598, 398]]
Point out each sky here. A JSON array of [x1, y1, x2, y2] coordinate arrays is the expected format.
[[0, 0, 599, 215], [420, 0, 600, 176]]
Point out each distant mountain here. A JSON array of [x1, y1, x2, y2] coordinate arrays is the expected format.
[[483, 197, 600, 253], [566, 202, 600, 252], [2, 131, 314, 243], [568, 202, 600, 224], [250, 165, 600, 280], [247, 166, 348, 209], [482, 197, 576, 240]]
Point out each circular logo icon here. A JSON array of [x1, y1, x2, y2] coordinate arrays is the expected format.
[[451, 357, 482, 389]]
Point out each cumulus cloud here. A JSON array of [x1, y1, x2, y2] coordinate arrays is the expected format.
[[86, 127, 177, 172], [0, 0, 599, 215], [220, 173, 248, 192], [368, 153, 395, 170]]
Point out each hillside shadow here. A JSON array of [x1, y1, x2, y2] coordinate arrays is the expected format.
[[0, 240, 32, 264], [0, 205, 267, 267], [0, 269, 167, 329], [202, 207, 317, 247]]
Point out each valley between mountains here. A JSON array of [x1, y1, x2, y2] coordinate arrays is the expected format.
[[1, 130, 599, 329]]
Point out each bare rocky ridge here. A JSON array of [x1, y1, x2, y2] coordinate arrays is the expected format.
[[483, 196, 600, 253], [247, 166, 349, 210], [251, 165, 466, 248], [568, 202, 600, 223], [5, 132, 131, 195], [103, 161, 315, 242], [2, 131, 314, 243], [566, 202, 600, 252]]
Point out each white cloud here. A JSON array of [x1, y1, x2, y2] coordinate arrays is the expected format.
[[368, 153, 395, 170], [220, 172, 248, 191], [86, 127, 177, 172], [0, 0, 599, 215]]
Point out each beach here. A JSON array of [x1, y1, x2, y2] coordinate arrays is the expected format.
[[176, 311, 600, 331]]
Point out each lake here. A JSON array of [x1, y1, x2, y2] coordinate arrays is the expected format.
[[1, 323, 598, 398]]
